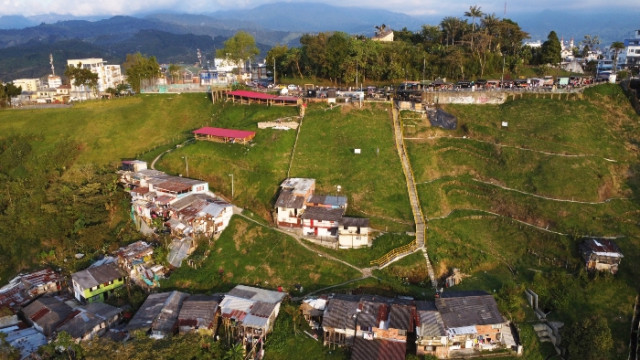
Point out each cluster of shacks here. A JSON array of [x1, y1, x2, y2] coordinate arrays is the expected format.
[[303, 291, 518, 359]]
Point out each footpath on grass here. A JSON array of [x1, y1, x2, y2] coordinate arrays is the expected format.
[[369, 106, 437, 289], [233, 207, 379, 300]]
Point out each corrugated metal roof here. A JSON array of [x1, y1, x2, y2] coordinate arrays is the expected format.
[[227, 285, 286, 304], [178, 295, 219, 328], [301, 207, 344, 222], [436, 292, 504, 328], [342, 217, 369, 228], [71, 263, 124, 290], [280, 178, 315, 194], [275, 190, 305, 209], [352, 337, 406, 360]]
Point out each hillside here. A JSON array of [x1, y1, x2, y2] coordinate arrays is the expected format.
[[0, 86, 639, 359]]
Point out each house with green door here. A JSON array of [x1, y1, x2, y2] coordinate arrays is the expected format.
[[71, 262, 126, 303]]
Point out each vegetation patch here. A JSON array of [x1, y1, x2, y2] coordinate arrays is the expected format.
[[161, 216, 360, 294]]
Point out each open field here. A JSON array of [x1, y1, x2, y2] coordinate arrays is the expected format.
[[155, 103, 299, 219], [161, 216, 361, 294], [0, 94, 215, 167], [289, 103, 413, 231]]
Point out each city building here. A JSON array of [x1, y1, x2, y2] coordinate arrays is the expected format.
[[66, 58, 123, 98]]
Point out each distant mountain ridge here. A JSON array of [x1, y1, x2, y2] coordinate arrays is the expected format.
[[0, 2, 638, 81]]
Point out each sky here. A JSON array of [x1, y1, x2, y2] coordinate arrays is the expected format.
[[1, 0, 639, 17]]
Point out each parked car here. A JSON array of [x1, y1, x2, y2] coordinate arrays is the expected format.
[[287, 84, 298, 91], [455, 80, 472, 89]]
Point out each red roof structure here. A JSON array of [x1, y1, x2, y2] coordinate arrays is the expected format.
[[193, 127, 256, 144]]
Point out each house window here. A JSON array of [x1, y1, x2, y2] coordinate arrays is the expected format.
[[424, 346, 434, 351], [398, 329, 407, 336]]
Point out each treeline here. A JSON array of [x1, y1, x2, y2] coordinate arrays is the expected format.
[[267, 7, 568, 84], [0, 136, 142, 281]]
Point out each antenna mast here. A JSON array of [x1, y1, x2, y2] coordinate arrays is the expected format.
[[49, 53, 55, 76]]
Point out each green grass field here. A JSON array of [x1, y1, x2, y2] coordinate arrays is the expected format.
[[155, 103, 299, 218], [161, 216, 361, 294], [398, 84, 640, 359], [0, 94, 215, 167], [289, 103, 413, 231]]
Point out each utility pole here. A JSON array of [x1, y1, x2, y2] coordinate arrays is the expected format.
[[228, 173, 234, 199], [501, 53, 506, 90], [273, 58, 276, 85], [182, 156, 189, 177]]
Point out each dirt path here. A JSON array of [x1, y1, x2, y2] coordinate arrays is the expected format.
[[390, 107, 437, 289], [150, 138, 194, 170], [405, 136, 618, 163]]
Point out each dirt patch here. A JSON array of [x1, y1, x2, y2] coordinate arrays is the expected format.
[[234, 224, 261, 251], [245, 265, 256, 272], [308, 273, 321, 283], [261, 264, 275, 277]]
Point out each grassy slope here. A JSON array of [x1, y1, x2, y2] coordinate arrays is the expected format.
[[289, 103, 413, 232], [162, 216, 360, 294], [400, 84, 640, 359], [0, 94, 214, 167]]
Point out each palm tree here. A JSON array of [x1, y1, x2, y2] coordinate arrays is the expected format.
[[374, 24, 388, 37], [465, 5, 483, 32], [610, 41, 626, 74]]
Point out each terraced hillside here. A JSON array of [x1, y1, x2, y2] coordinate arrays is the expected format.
[[398, 85, 640, 359]]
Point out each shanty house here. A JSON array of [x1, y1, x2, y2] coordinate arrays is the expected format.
[[71, 262, 125, 303], [219, 285, 286, 348], [178, 295, 221, 335], [352, 337, 406, 360], [167, 193, 233, 237], [116, 241, 153, 272], [322, 294, 361, 348], [415, 300, 447, 358], [338, 217, 370, 248], [579, 238, 624, 274], [0, 268, 64, 311], [167, 237, 197, 268], [56, 302, 122, 341], [275, 178, 315, 228], [22, 297, 74, 337], [301, 207, 344, 238], [435, 291, 508, 355], [193, 127, 256, 145], [126, 291, 189, 338]]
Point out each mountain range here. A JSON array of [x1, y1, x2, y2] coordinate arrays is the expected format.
[[0, 2, 637, 81]]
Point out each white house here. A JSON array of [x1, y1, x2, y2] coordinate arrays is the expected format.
[[275, 178, 315, 228], [66, 58, 123, 97], [301, 207, 344, 238], [338, 217, 370, 248], [624, 29, 640, 68]]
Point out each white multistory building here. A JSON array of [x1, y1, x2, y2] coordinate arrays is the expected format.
[[624, 29, 640, 69], [66, 58, 123, 98]]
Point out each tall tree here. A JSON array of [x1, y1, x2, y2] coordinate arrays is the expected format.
[[540, 31, 562, 65], [464, 5, 483, 33], [167, 63, 182, 84], [2, 82, 22, 107], [122, 53, 161, 93], [610, 41, 626, 74], [64, 63, 99, 98], [216, 31, 259, 73], [564, 315, 613, 360]]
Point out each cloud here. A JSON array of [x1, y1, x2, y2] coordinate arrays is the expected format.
[[1, 0, 638, 17]]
